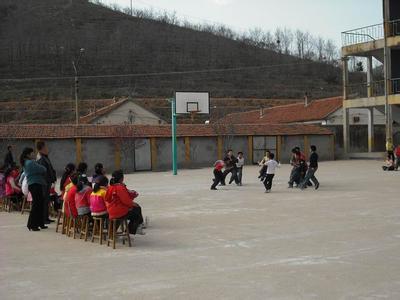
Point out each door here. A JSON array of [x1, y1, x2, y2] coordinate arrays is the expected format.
[[252, 136, 277, 164], [134, 139, 151, 171]]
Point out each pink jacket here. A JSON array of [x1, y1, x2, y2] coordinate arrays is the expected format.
[[90, 188, 107, 216], [0, 173, 5, 198], [75, 186, 92, 209], [5, 170, 21, 196]]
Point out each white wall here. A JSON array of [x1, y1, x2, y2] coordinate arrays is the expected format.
[[326, 108, 386, 126], [92, 101, 166, 125]]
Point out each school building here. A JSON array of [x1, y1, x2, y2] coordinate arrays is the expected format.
[[0, 123, 333, 174], [341, 0, 400, 156]]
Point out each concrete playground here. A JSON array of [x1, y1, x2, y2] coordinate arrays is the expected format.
[[1, 160, 400, 299]]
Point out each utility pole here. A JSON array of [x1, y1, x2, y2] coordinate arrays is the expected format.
[[383, 16, 392, 141], [72, 48, 85, 125], [170, 98, 178, 175], [130, 0, 133, 16]]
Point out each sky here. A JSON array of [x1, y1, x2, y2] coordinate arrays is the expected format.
[[99, 0, 383, 46]]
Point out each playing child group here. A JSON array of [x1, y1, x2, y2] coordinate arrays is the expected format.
[[211, 145, 320, 193]]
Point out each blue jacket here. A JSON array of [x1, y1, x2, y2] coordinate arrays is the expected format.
[[24, 160, 47, 186]]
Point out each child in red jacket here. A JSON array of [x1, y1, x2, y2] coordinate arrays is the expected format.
[[211, 160, 225, 190], [105, 170, 144, 235], [64, 175, 78, 218]]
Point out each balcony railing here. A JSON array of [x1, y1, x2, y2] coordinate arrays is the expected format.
[[342, 19, 400, 47], [346, 79, 400, 99], [346, 81, 385, 99], [392, 78, 400, 94]]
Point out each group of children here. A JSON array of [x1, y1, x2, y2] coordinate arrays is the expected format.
[[60, 162, 146, 235], [0, 155, 146, 235], [211, 145, 320, 193], [211, 150, 244, 190], [0, 163, 23, 208]]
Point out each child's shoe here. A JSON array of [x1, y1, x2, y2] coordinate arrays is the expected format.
[[136, 224, 146, 235]]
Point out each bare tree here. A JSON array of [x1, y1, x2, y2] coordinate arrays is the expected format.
[[315, 36, 325, 61], [275, 27, 293, 55], [324, 39, 338, 63]]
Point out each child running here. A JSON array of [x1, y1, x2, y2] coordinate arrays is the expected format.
[[258, 150, 271, 181], [299, 145, 320, 190], [263, 153, 279, 193], [211, 160, 224, 190]]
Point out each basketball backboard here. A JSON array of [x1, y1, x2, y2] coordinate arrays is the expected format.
[[175, 91, 210, 114]]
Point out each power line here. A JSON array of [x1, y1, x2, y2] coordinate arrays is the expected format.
[[0, 60, 337, 82]]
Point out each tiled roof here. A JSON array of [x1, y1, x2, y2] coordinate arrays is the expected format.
[[79, 99, 128, 124], [79, 98, 167, 124], [0, 124, 332, 139], [79, 98, 128, 124], [219, 97, 343, 125]]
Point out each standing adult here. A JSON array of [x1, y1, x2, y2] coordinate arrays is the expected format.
[[36, 141, 56, 224], [20, 147, 47, 231], [4, 145, 14, 169], [299, 145, 320, 190]]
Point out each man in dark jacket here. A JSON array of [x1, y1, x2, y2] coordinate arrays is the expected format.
[[4, 145, 14, 169], [299, 145, 320, 190], [36, 141, 57, 224]]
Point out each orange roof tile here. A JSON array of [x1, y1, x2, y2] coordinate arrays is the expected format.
[[0, 124, 332, 139], [79, 98, 129, 124], [219, 96, 343, 125]]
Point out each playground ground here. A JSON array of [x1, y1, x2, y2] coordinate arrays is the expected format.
[[1, 160, 400, 299]]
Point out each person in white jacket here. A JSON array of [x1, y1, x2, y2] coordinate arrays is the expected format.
[[236, 152, 245, 186], [263, 153, 280, 193]]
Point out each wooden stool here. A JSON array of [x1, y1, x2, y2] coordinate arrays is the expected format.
[[56, 210, 64, 233], [0, 196, 5, 212], [62, 213, 69, 234], [66, 216, 78, 239], [79, 215, 91, 241], [91, 216, 108, 245], [21, 196, 31, 215], [4, 196, 15, 212], [107, 218, 132, 249]]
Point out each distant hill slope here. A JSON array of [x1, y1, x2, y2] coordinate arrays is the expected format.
[[0, 97, 301, 124], [0, 0, 344, 101]]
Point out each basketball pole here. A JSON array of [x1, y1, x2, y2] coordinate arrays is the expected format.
[[171, 98, 178, 175]]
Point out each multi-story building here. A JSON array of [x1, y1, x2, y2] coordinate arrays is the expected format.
[[341, 0, 400, 155]]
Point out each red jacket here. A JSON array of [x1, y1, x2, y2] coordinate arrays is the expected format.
[[395, 146, 400, 157], [65, 185, 78, 218], [105, 184, 136, 219], [75, 186, 92, 210]]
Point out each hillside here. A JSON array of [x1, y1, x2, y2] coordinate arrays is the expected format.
[[0, 97, 301, 124], [0, 0, 344, 103]]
